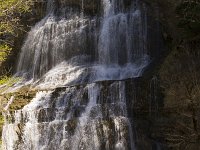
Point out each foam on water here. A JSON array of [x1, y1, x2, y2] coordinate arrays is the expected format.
[[35, 54, 149, 89]]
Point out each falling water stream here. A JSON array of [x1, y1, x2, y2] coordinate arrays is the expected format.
[[2, 0, 153, 149], [3, 82, 136, 150], [16, 0, 149, 88]]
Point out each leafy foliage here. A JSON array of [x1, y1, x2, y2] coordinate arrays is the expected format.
[[0, 44, 12, 61], [0, 0, 32, 63], [0, 0, 32, 37], [0, 75, 20, 85], [0, 75, 22, 95]]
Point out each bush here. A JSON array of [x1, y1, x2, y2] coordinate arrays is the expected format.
[[0, 0, 32, 65]]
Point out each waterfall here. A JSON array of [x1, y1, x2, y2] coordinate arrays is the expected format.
[[1, 0, 158, 149], [2, 81, 136, 150], [99, 0, 147, 65], [15, 0, 149, 88]]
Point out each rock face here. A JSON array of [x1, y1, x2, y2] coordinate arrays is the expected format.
[[57, 0, 101, 15]]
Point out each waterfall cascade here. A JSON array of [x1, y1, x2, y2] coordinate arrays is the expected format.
[[3, 81, 136, 150], [1, 0, 162, 150], [16, 0, 149, 88]]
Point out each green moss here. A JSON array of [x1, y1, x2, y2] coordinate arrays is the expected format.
[[0, 76, 21, 85], [0, 44, 12, 62], [0, 76, 22, 93]]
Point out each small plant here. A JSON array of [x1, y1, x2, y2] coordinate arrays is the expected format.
[[0, 75, 22, 93], [0, 0, 33, 65], [0, 76, 21, 86], [0, 44, 12, 62]]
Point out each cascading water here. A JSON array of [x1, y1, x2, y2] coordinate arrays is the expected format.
[[99, 0, 147, 65], [16, 0, 149, 88], [2, 0, 156, 149], [2, 81, 136, 150]]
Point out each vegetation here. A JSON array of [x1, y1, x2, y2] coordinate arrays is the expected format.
[[0, 0, 32, 67], [0, 44, 11, 62], [0, 75, 21, 85], [0, 63, 23, 93]]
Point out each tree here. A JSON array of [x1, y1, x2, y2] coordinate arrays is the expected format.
[[0, 0, 32, 63]]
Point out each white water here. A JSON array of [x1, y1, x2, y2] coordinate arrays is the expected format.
[[2, 91, 52, 150], [99, 0, 147, 65], [15, 0, 149, 89], [2, 81, 136, 150], [35, 55, 149, 89]]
